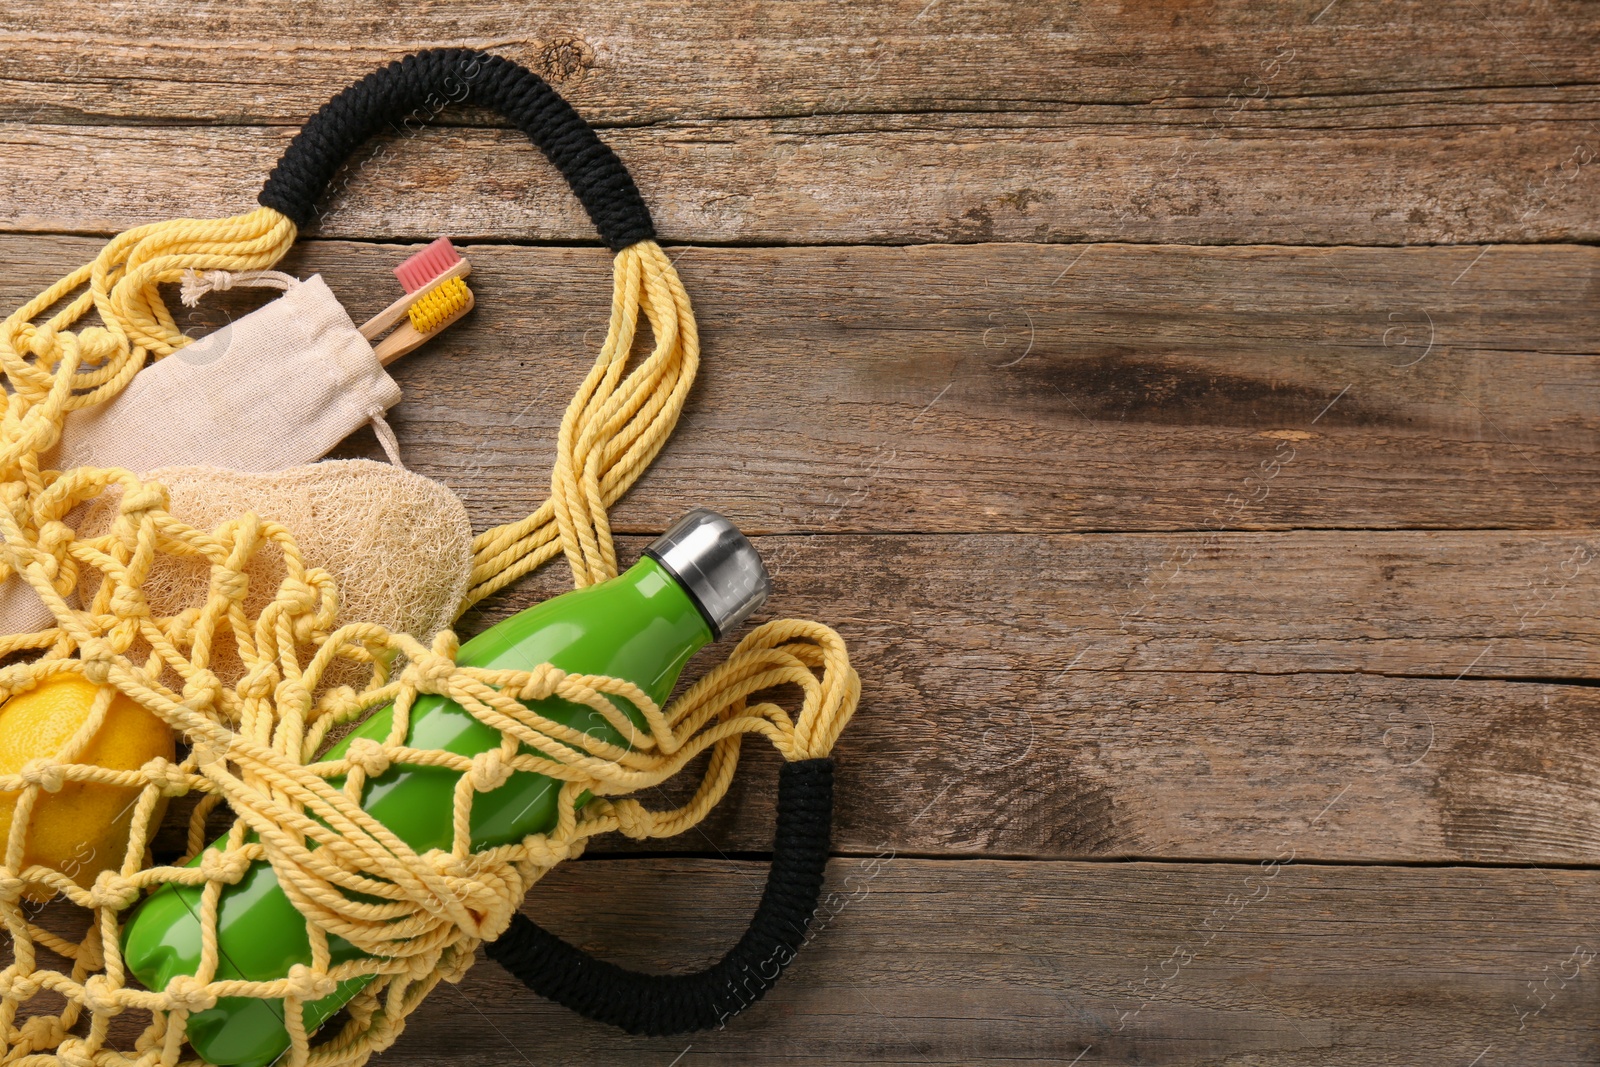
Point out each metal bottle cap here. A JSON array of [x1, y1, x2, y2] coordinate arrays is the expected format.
[[644, 508, 771, 639]]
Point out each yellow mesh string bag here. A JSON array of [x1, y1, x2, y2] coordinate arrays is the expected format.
[[0, 49, 859, 1067]]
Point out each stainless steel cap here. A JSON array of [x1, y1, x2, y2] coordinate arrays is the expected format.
[[644, 508, 771, 639]]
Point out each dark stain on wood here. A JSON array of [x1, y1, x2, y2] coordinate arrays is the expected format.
[[1433, 685, 1600, 864], [1009, 346, 1389, 428], [988, 763, 1122, 856]]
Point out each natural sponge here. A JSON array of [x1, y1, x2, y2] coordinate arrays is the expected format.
[[80, 459, 474, 686]]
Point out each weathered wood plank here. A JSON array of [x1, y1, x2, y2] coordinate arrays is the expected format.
[[476, 517, 1600, 865], [582, 642, 1600, 865], [4, 236, 1588, 534], [2, 103, 1595, 244], [340, 239, 1600, 532], [129, 526, 1598, 865], [478, 526, 1600, 684], [731, 530, 1600, 684], [16, 857, 1597, 1063], [383, 857, 1600, 1066], [3, 1, 1594, 126]]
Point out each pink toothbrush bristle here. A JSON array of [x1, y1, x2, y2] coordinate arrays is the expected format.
[[394, 237, 462, 293]]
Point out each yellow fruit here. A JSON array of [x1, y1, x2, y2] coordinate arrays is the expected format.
[[0, 674, 175, 900]]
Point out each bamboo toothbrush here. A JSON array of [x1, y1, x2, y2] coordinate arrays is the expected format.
[[361, 237, 476, 364]]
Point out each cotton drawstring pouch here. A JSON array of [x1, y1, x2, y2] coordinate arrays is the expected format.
[[0, 48, 859, 1066], [53, 273, 403, 477]]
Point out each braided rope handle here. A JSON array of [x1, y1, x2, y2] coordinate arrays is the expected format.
[[488, 759, 834, 1035], [263, 47, 840, 1033], [259, 48, 655, 250]]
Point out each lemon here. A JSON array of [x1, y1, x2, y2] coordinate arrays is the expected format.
[[0, 674, 175, 899]]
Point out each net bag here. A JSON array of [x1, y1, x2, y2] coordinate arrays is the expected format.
[[0, 48, 859, 1066]]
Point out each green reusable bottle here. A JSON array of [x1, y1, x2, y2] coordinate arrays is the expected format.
[[121, 509, 771, 1067]]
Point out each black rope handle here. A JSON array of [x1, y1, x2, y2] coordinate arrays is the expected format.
[[269, 49, 830, 1034], [486, 758, 835, 1035], [259, 48, 655, 250]]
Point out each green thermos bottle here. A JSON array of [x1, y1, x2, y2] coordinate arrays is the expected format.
[[121, 509, 772, 1067]]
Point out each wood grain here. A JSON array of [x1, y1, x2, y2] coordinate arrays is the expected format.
[[398, 240, 1600, 534], [6, 236, 1590, 534], [1, 103, 1595, 245], [560, 614, 1600, 865], [3, 1, 1593, 126], [744, 532, 1600, 683], [19, 857, 1600, 1065], [384, 856, 1600, 1066]]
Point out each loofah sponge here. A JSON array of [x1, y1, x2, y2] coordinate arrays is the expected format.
[[80, 460, 474, 686]]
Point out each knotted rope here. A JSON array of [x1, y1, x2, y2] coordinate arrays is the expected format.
[[0, 206, 858, 1067]]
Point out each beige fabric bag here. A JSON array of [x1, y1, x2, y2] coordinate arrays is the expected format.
[[48, 273, 400, 474]]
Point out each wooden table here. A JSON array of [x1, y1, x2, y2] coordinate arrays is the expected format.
[[3, 3, 1598, 1064]]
